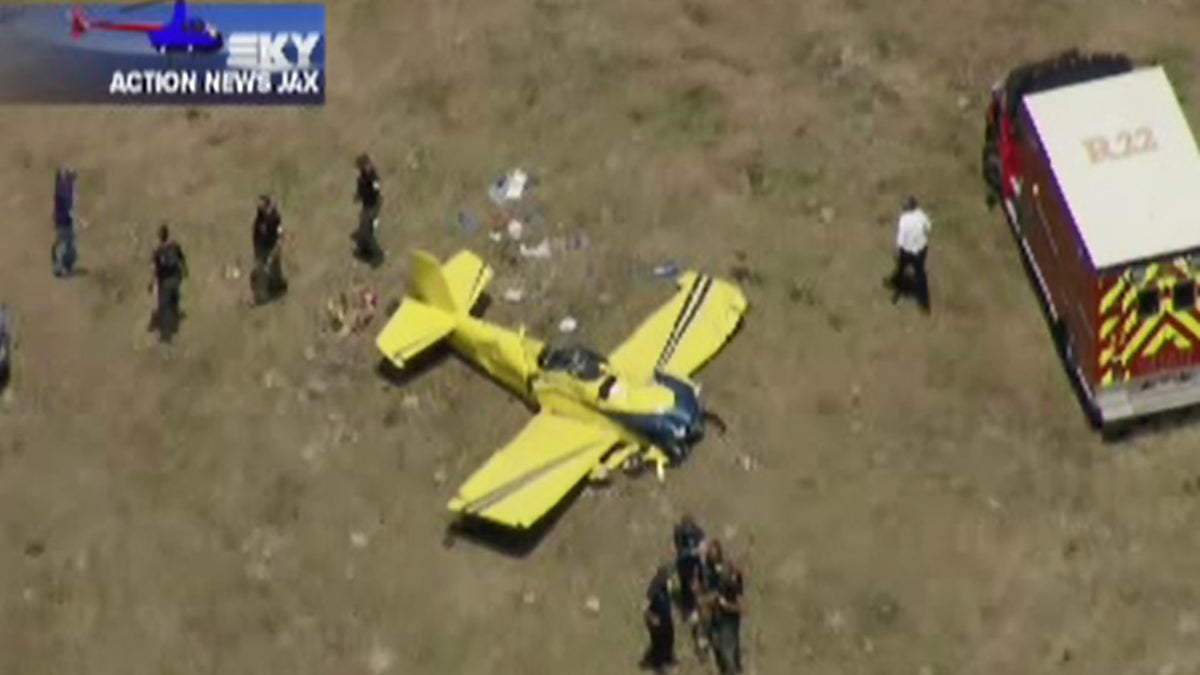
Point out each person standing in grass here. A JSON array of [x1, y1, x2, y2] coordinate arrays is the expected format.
[[52, 167, 78, 278], [641, 564, 677, 672], [353, 153, 384, 266], [886, 195, 933, 313]]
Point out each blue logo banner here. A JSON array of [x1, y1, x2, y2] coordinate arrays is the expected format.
[[0, 2, 325, 105]]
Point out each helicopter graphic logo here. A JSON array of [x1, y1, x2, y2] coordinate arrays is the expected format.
[[69, 0, 223, 54], [0, 2, 325, 105]]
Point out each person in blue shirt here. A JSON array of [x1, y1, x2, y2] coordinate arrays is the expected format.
[[52, 167, 78, 277]]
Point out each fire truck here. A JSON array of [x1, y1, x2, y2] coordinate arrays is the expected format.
[[983, 50, 1200, 430]]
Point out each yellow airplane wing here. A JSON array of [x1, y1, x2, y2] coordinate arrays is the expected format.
[[447, 412, 621, 529], [608, 271, 748, 381]]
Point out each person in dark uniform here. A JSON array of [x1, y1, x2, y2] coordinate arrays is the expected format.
[[696, 539, 727, 663], [52, 167, 78, 277], [149, 224, 188, 341], [0, 304, 13, 390], [641, 564, 676, 672], [709, 560, 745, 674], [353, 153, 383, 265], [251, 195, 287, 303], [673, 514, 708, 655]]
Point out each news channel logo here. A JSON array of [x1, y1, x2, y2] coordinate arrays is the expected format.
[[0, 1, 325, 105]]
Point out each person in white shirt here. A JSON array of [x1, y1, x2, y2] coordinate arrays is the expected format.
[[887, 196, 932, 312]]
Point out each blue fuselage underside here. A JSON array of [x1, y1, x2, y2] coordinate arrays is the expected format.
[[606, 372, 702, 448]]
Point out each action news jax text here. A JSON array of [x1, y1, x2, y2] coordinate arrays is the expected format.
[[107, 32, 321, 97]]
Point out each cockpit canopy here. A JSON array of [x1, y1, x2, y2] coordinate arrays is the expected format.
[[537, 344, 608, 381]]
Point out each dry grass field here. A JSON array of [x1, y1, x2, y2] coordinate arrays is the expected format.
[[4, 0, 1200, 673]]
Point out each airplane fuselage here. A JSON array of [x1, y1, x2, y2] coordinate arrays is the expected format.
[[447, 316, 704, 456]]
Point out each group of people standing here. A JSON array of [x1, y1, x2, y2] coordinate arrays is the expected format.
[[43, 154, 386, 343], [643, 514, 746, 674]]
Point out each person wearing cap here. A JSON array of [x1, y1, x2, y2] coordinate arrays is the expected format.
[[641, 564, 676, 672], [887, 195, 932, 312], [251, 195, 287, 303], [52, 167, 78, 277], [353, 153, 384, 265]]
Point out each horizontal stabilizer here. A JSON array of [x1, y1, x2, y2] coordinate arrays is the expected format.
[[375, 298, 455, 367]]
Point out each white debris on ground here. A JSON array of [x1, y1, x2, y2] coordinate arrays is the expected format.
[[506, 219, 525, 240], [490, 168, 531, 204], [584, 595, 601, 614], [558, 316, 578, 334], [519, 239, 552, 259], [433, 466, 448, 485], [737, 453, 760, 471], [261, 369, 283, 389], [367, 643, 396, 675], [522, 590, 537, 605], [223, 262, 242, 280], [653, 262, 680, 279], [501, 287, 525, 303], [300, 441, 326, 469], [349, 531, 369, 549], [241, 527, 288, 582], [825, 608, 847, 633]]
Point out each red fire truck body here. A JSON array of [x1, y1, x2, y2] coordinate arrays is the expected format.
[[984, 52, 1200, 428]]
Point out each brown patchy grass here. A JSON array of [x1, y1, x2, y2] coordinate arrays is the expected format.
[[3, 0, 1200, 673]]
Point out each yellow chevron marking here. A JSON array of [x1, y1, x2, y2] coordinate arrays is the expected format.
[[1174, 311, 1200, 340], [1122, 285, 1138, 313], [1099, 345, 1114, 367], [1100, 316, 1119, 341], [1123, 315, 1161, 363], [1101, 369, 1114, 387], [1101, 278, 1126, 314], [1145, 322, 1177, 356], [1145, 263, 1160, 283], [1123, 311, 1138, 337]]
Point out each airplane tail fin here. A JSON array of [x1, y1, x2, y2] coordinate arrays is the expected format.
[[408, 249, 492, 315], [375, 250, 493, 368]]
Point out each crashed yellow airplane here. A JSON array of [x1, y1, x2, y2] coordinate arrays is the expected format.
[[376, 249, 748, 529]]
